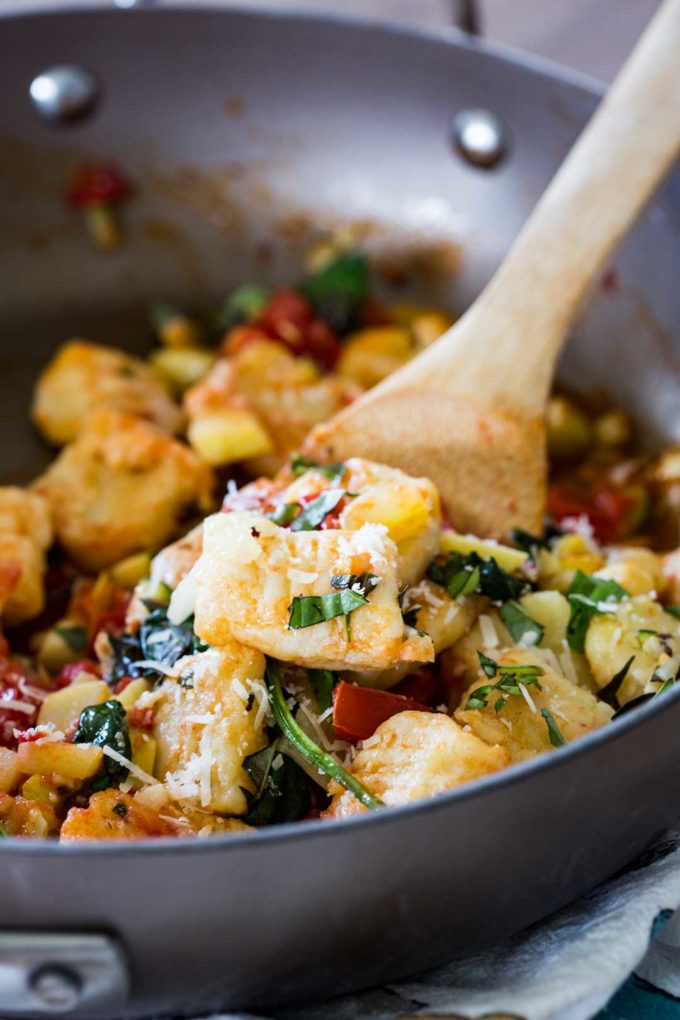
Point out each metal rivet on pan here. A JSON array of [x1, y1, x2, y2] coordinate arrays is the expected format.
[[30, 966, 82, 1011], [452, 108, 507, 168], [29, 64, 99, 125]]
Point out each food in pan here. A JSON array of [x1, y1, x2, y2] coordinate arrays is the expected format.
[[1, 246, 679, 841]]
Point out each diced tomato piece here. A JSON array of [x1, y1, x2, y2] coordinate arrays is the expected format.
[[53, 660, 100, 690], [224, 288, 341, 370], [67, 162, 132, 208], [0, 653, 43, 750], [332, 681, 430, 744], [392, 668, 439, 706], [548, 482, 645, 543]]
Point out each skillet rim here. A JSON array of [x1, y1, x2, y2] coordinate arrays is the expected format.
[[0, 0, 674, 856]]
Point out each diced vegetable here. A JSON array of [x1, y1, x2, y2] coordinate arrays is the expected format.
[[336, 326, 412, 388], [151, 347, 215, 394], [546, 396, 592, 459], [149, 304, 202, 349], [38, 680, 111, 732], [16, 741, 104, 781], [188, 408, 273, 465], [0, 748, 20, 794], [332, 681, 429, 743], [115, 678, 151, 713], [109, 552, 152, 590]]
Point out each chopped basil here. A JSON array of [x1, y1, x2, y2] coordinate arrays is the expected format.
[[427, 551, 528, 603], [597, 656, 635, 707], [267, 503, 301, 527], [478, 651, 499, 678], [0, 823, 7, 838], [638, 629, 658, 641], [566, 571, 629, 653], [290, 489, 345, 531], [112, 802, 128, 818], [300, 252, 370, 335], [288, 574, 379, 633], [290, 454, 346, 485], [307, 668, 338, 714], [465, 653, 544, 711], [55, 625, 88, 654], [665, 606, 680, 619], [499, 601, 544, 646], [265, 660, 383, 810], [541, 707, 566, 747], [74, 700, 131, 784]]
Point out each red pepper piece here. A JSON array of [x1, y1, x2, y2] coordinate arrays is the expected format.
[[332, 681, 430, 744]]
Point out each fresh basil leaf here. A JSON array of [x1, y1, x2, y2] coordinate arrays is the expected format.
[[290, 489, 345, 532], [477, 651, 498, 678], [566, 571, 629, 653], [665, 606, 680, 619], [74, 699, 131, 783], [330, 573, 380, 596], [290, 454, 346, 484], [541, 707, 566, 747], [307, 669, 338, 713], [465, 685, 494, 711], [55, 625, 88, 654], [0, 823, 7, 837], [598, 655, 635, 707], [427, 551, 528, 603], [499, 601, 544, 646], [288, 589, 368, 630], [267, 503, 301, 527], [300, 252, 370, 334], [266, 660, 382, 809]]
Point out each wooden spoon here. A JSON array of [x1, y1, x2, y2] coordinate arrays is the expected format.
[[305, 0, 680, 539]]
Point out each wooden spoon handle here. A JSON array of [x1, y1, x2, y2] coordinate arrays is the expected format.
[[391, 0, 680, 415]]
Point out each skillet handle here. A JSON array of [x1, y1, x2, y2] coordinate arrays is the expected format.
[[0, 932, 129, 1016]]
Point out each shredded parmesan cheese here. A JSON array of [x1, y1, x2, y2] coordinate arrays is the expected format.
[[478, 614, 499, 648], [102, 746, 159, 786]]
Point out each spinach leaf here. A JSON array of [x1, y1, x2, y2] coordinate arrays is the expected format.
[[108, 609, 206, 685], [290, 454, 346, 484], [307, 668, 338, 713], [74, 700, 131, 783], [300, 253, 370, 334], [290, 489, 345, 531], [566, 571, 629, 653], [499, 600, 544, 646], [242, 745, 310, 826]]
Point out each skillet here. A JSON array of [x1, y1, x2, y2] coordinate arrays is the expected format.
[[1, 5, 680, 1017]]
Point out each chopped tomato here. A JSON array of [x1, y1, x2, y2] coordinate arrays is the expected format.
[[67, 162, 132, 208], [548, 481, 646, 543], [0, 644, 43, 749], [54, 660, 101, 690], [224, 288, 341, 370], [332, 681, 430, 744]]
